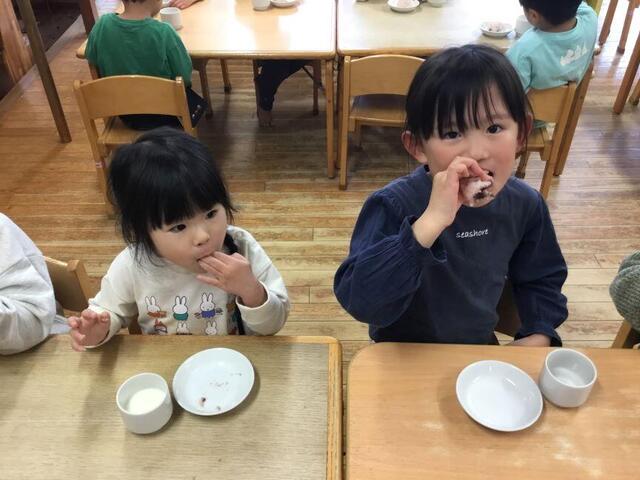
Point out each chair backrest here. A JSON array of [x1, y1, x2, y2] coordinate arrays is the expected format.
[[495, 280, 521, 337], [347, 55, 424, 97], [527, 82, 577, 124], [611, 320, 640, 348], [45, 257, 95, 313], [73, 75, 195, 136]]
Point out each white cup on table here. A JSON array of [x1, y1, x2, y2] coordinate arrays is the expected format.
[[160, 7, 183, 30], [116, 372, 173, 434], [252, 0, 271, 10], [538, 348, 597, 408]]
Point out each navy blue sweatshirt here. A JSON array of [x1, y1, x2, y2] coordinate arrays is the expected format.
[[334, 166, 568, 345]]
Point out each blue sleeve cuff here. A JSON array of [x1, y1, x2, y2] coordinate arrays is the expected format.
[[515, 324, 562, 347], [399, 216, 447, 266]]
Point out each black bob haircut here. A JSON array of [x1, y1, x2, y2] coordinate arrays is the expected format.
[[108, 127, 235, 263], [405, 44, 531, 146], [519, 0, 582, 26]]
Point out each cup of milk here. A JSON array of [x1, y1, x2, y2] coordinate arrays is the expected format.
[[116, 373, 173, 434], [538, 349, 597, 408]]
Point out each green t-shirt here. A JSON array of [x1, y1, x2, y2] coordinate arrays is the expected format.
[[85, 13, 192, 87]]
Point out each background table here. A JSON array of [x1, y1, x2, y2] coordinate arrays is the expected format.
[[0, 335, 342, 480], [77, 0, 337, 176], [347, 342, 639, 480], [338, 0, 523, 56]]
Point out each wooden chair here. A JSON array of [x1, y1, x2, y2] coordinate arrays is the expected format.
[[45, 256, 142, 335], [73, 75, 196, 214], [44, 257, 95, 313], [515, 82, 577, 198], [553, 61, 595, 176], [251, 60, 323, 115], [611, 320, 640, 348], [338, 55, 424, 189], [598, 0, 639, 54], [495, 280, 521, 339], [586, 0, 604, 14], [613, 30, 640, 113]]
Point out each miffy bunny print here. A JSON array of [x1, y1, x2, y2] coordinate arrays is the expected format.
[[173, 296, 191, 335]]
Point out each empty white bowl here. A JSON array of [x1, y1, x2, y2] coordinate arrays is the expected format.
[[456, 360, 543, 432]]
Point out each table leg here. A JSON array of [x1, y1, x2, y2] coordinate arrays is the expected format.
[[220, 59, 232, 93], [77, 0, 98, 34], [15, 0, 71, 143], [614, 31, 640, 113], [598, 0, 619, 46], [338, 57, 350, 190], [617, 0, 638, 53], [325, 59, 335, 179]]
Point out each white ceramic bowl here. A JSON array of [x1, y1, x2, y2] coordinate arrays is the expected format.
[[480, 21, 513, 38], [387, 0, 419, 13], [116, 372, 173, 434], [539, 349, 597, 408], [456, 360, 543, 432], [271, 0, 298, 7]]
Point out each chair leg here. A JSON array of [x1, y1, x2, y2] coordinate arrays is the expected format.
[[614, 31, 640, 113], [630, 77, 640, 105], [515, 151, 530, 179], [539, 150, 558, 199], [220, 60, 232, 93], [598, 0, 619, 46], [312, 60, 321, 116], [195, 59, 213, 119], [325, 60, 335, 179], [96, 155, 114, 216], [353, 121, 363, 149], [555, 71, 592, 176], [617, 0, 638, 53], [252, 60, 260, 111]]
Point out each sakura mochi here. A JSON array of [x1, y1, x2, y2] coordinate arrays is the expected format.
[[460, 176, 494, 207]]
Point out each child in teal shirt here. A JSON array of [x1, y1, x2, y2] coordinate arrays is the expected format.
[[506, 1, 597, 91], [86, 0, 204, 129]]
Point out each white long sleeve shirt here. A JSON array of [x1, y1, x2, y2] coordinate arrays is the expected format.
[[90, 226, 289, 344], [0, 214, 55, 355]]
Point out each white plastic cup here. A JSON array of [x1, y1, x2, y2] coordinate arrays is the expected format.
[[515, 14, 532, 37], [116, 373, 173, 434], [252, 0, 271, 10], [538, 349, 597, 408], [160, 7, 183, 30]]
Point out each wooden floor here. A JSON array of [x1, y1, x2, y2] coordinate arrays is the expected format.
[[1, 6, 639, 370]]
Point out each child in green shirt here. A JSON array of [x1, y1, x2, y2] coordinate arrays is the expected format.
[[86, 0, 205, 129]]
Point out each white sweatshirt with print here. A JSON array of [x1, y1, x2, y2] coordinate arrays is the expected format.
[[89, 226, 289, 344]]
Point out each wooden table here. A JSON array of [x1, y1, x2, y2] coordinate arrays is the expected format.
[[77, 0, 337, 177], [347, 342, 639, 480], [0, 335, 342, 480], [337, 0, 523, 57]]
